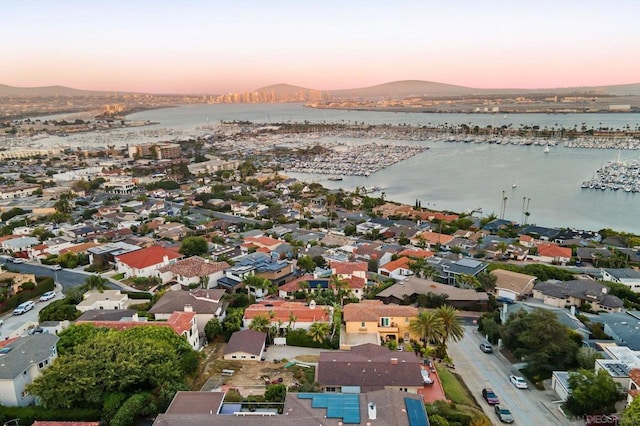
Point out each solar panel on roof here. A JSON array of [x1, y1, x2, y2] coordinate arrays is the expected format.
[[296, 393, 360, 424], [405, 397, 429, 426]]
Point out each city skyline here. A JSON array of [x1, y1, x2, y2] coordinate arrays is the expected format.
[[2, 0, 639, 94]]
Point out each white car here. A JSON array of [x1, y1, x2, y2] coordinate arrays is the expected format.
[[509, 375, 528, 389], [14, 301, 35, 315], [40, 291, 56, 302], [51, 264, 62, 271]]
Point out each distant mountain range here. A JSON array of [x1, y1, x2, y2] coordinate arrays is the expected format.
[[3, 80, 640, 98], [256, 80, 640, 99]]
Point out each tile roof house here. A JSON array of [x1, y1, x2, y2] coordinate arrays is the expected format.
[[149, 289, 227, 334], [342, 300, 418, 350], [157, 256, 230, 287], [375, 277, 489, 311], [410, 231, 454, 250], [242, 300, 332, 331], [115, 245, 183, 278], [535, 242, 573, 264], [398, 248, 435, 259], [491, 269, 537, 301], [77, 309, 200, 350], [532, 280, 624, 312], [378, 256, 413, 280], [223, 329, 266, 361], [627, 368, 640, 404], [316, 344, 424, 393], [330, 261, 368, 301], [0, 334, 59, 407], [277, 274, 330, 299]]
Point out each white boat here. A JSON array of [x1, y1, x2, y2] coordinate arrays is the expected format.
[[544, 145, 550, 154]]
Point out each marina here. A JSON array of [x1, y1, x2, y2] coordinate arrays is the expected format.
[[581, 159, 640, 193]]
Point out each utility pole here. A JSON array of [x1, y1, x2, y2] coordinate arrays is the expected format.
[[521, 196, 526, 225]]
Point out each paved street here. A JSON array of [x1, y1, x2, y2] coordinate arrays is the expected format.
[[448, 327, 579, 426], [0, 284, 63, 340]]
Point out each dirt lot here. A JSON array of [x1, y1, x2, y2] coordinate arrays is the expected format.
[[193, 343, 310, 396]]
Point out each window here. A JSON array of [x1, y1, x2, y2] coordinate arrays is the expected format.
[[380, 318, 390, 327], [361, 322, 365, 327]]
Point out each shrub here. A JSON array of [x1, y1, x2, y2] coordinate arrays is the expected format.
[[110, 392, 151, 426]]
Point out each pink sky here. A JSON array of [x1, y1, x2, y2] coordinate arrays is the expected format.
[[2, 0, 639, 94]]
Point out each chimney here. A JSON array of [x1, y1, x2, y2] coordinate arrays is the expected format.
[[390, 358, 398, 365], [368, 403, 377, 420], [184, 304, 193, 313], [570, 305, 576, 316], [163, 255, 169, 265]]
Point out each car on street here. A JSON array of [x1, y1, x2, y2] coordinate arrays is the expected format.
[[10, 257, 24, 264], [51, 264, 62, 271], [482, 388, 500, 405], [40, 291, 56, 302], [28, 326, 45, 335], [510, 374, 528, 389], [479, 341, 493, 353], [14, 301, 35, 315], [494, 405, 514, 423]]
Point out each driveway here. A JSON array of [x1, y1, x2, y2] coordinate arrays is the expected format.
[[448, 327, 581, 426]]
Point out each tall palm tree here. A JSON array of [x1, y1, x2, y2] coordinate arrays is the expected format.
[[330, 275, 350, 307], [435, 305, 465, 345], [307, 322, 330, 344], [83, 274, 108, 293], [410, 311, 444, 348]]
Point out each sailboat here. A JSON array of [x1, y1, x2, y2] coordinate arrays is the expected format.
[[544, 145, 550, 154]]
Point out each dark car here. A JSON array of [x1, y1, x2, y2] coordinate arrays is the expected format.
[[482, 388, 500, 405], [494, 405, 514, 423]]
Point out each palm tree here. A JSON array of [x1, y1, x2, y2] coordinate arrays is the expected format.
[[435, 305, 465, 345], [307, 322, 330, 344], [287, 312, 298, 333], [297, 280, 310, 299], [408, 258, 427, 277], [496, 242, 509, 258], [249, 314, 270, 334], [330, 275, 350, 307], [410, 311, 444, 349], [83, 274, 108, 292]]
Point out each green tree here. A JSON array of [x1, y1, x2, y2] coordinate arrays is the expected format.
[[297, 255, 316, 273], [222, 308, 243, 340], [307, 322, 330, 343], [249, 314, 271, 334], [179, 236, 209, 257], [83, 274, 109, 292], [264, 384, 287, 403], [501, 309, 581, 378], [476, 272, 497, 292], [410, 311, 444, 348], [204, 318, 223, 342], [330, 275, 350, 307], [312, 255, 327, 269], [39, 298, 81, 322], [566, 369, 622, 416], [244, 275, 274, 300], [576, 346, 603, 369], [621, 395, 640, 426]]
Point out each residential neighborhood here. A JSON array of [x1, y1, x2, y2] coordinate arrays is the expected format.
[[0, 139, 639, 425]]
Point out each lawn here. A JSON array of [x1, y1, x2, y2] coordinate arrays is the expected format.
[[435, 364, 476, 406], [112, 273, 125, 280]]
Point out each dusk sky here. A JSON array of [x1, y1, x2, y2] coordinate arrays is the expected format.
[[2, 0, 639, 94]]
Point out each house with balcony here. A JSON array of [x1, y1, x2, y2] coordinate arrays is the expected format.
[[217, 252, 294, 294], [342, 300, 418, 350], [0, 334, 59, 406], [149, 289, 228, 334], [242, 300, 332, 332], [378, 256, 413, 281], [431, 257, 489, 286]]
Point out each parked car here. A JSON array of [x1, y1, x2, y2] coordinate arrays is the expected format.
[[28, 326, 45, 335], [482, 388, 500, 405], [494, 405, 514, 423], [51, 264, 62, 271], [11, 257, 24, 264], [509, 375, 528, 389], [40, 291, 56, 302], [479, 341, 493, 353], [14, 301, 35, 315]]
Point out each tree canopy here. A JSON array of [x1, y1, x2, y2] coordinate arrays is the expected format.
[[566, 369, 622, 416], [28, 324, 197, 416], [179, 236, 209, 257], [621, 395, 640, 426]]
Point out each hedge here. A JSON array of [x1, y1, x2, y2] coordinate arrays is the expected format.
[[0, 406, 101, 426], [286, 329, 335, 349], [0, 276, 55, 314], [122, 291, 153, 300]]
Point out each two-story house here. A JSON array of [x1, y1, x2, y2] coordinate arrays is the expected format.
[[114, 245, 183, 278], [342, 300, 418, 350], [0, 334, 59, 406]]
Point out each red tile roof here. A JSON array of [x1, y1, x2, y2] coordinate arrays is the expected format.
[[343, 300, 418, 322], [115, 245, 183, 269], [398, 248, 434, 259], [167, 311, 196, 335], [244, 236, 283, 249], [331, 261, 368, 275], [78, 311, 195, 336], [380, 256, 412, 273], [343, 276, 366, 289], [243, 300, 331, 323], [537, 243, 572, 258]]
